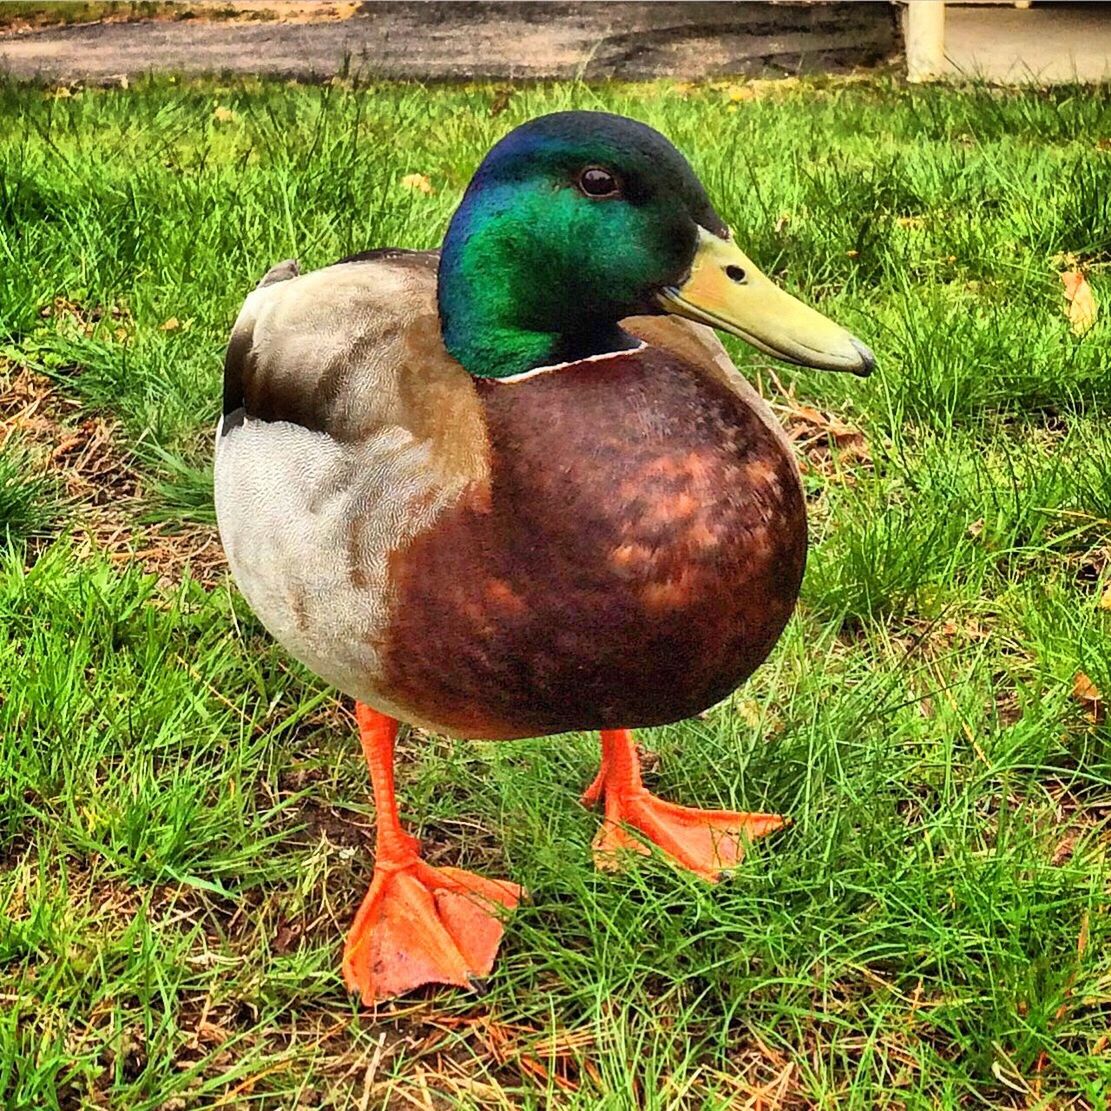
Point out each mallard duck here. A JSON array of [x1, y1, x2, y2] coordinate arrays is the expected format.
[[214, 111, 873, 1004]]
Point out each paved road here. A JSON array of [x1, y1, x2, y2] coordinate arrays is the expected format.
[[0, 2, 895, 84], [0, 13, 407, 83]]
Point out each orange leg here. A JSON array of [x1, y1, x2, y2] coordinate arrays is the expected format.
[[582, 729, 786, 882], [341, 703, 521, 1004]]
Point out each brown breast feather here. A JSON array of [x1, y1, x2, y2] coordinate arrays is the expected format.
[[379, 341, 807, 740]]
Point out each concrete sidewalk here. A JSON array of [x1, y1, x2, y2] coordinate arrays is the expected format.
[[942, 5, 1111, 84]]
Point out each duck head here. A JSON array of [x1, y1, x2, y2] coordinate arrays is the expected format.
[[438, 110, 874, 380]]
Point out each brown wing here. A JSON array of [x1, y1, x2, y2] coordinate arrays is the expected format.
[[214, 251, 490, 726], [220, 249, 488, 480]]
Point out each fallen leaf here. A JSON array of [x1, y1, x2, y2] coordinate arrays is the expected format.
[[400, 173, 434, 195], [1071, 671, 1104, 722], [160, 317, 180, 332], [775, 399, 871, 475], [488, 88, 512, 116], [1061, 270, 1098, 336], [273, 921, 301, 954], [734, 698, 762, 729], [1098, 584, 1111, 611], [1051, 830, 1078, 866]]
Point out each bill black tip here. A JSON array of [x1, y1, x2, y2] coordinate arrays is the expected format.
[[849, 337, 876, 377]]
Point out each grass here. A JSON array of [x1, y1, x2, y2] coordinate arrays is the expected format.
[[2, 72, 1111, 1108], [0, 437, 62, 543]]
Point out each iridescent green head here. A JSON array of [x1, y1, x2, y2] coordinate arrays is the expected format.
[[438, 111, 874, 380]]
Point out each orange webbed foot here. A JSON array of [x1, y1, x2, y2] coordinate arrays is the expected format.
[[584, 729, 786, 882], [345, 703, 522, 1004], [342, 856, 522, 1004], [591, 789, 785, 882]]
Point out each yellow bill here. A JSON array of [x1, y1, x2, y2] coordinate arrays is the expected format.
[[658, 227, 875, 375]]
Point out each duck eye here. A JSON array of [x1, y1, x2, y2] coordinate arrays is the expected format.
[[578, 166, 620, 198]]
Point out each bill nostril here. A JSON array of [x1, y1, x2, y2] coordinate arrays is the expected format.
[[724, 265, 746, 283]]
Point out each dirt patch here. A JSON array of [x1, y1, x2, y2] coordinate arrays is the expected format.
[[0, 364, 225, 588], [0, 2, 361, 34]]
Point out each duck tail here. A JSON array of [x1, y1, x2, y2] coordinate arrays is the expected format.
[[256, 259, 300, 288]]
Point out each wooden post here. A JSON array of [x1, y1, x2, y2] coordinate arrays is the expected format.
[[905, 1, 946, 83]]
